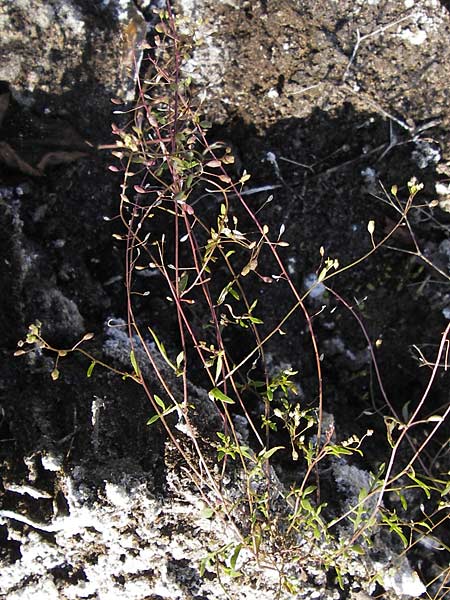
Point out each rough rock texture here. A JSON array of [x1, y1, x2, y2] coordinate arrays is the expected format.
[[0, 0, 147, 108], [1, 0, 449, 599], [180, 0, 450, 142]]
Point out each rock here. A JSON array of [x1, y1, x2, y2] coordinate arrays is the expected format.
[[0, 190, 30, 346], [0, 0, 147, 119], [7, 577, 61, 600], [374, 559, 427, 598], [29, 287, 86, 340], [177, 0, 450, 136]]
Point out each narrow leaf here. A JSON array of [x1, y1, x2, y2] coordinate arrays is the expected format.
[[178, 272, 189, 293], [176, 351, 184, 369], [208, 387, 234, 404], [147, 414, 161, 425], [148, 327, 176, 371], [154, 395, 166, 410], [87, 361, 96, 378], [259, 446, 284, 460], [130, 350, 141, 378], [215, 353, 223, 383]]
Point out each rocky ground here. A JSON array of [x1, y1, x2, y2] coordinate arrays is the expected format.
[[0, 1, 449, 599]]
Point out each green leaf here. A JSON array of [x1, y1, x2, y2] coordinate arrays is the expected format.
[[178, 272, 189, 293], [214, 353, 223, 383], [185, 173, 194, 189], [154, 395, 166, 410], [399, 493, 408, 511], [208, 387, 234, 404], [230, 544, 242, 570], [258, 446, 284, 461], [217, 282, 234, 305], [200, 507, 215, 519], [301, 497, 313, 512], [130, 350, 141, 378], [87, 361, 96, 378], [249, 316, 263, 324], [147, 414, 161, 425], [199, 558, 207, 578], [335, 567, 344, 590], [441, 481, 450, 496], [407, 469, 431, 499], [358, 487, 368, 502], [148, 399, 177, 425], [381, 512, 408, 548], [176, 351, 184, 370], [239, 446, 254, 460], [318, 267, 327, 283], [148, 327, 176, 371], [174, 191, 187, 202], [229, 287, 240, 300]]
